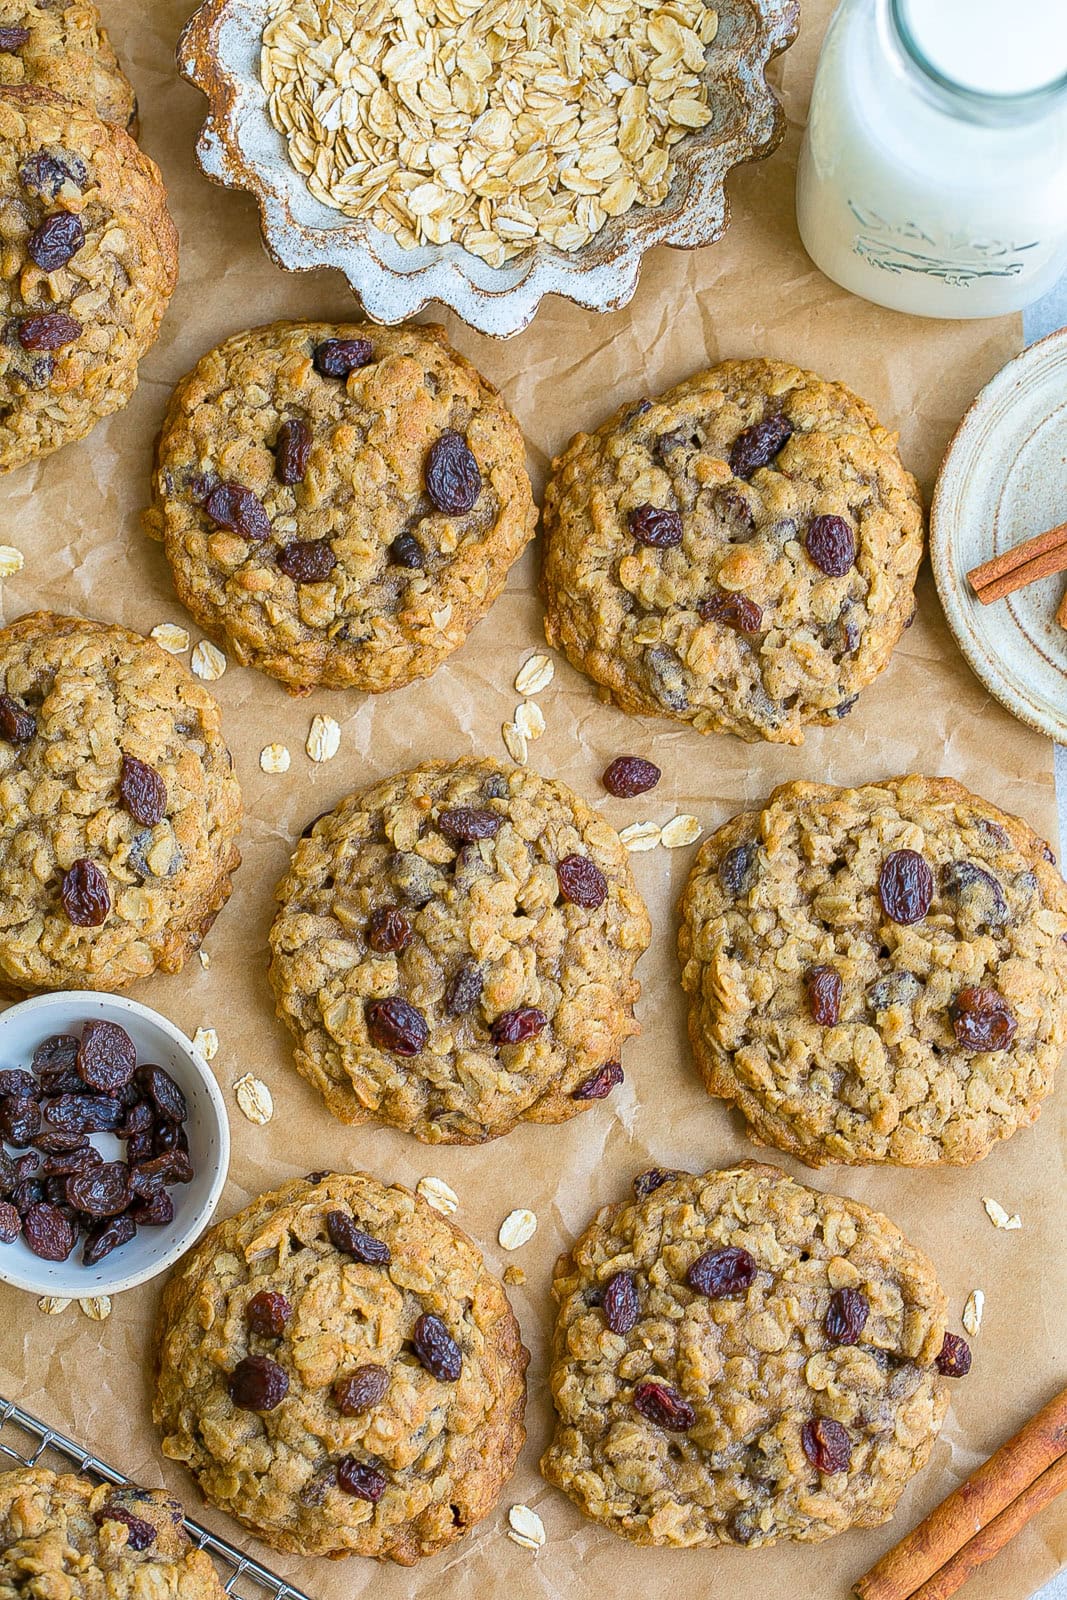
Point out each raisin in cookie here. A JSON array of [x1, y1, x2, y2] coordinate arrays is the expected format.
[[541, 1162, 954, 1548], [144, 322, 536, 694], [0, 86, 177, 474], [269, 757, 650, 1143], [0, 3, 136, 127], [679, 775, 1067, 1166], [0, 611, 241, 993], [542, 359, 924, 743], [154, 1171, 528, 1563], [0, 1470, 226, 1600]]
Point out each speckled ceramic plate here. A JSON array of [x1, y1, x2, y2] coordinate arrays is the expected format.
[[931, 328, 1067, 745]]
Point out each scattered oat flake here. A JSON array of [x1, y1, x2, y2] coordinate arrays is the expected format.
[[619, 821, 662, 852], [661, 814, 702, 849], [150, 622, 190, 654], [38, 1296, 71, 1315], [192, 639, 227, 681], [192, 1027, 218, 1061], [962, 1289, 985, 1337], [0, 546, 24, 578], [515, 700, 546, 741], [260, 743, 291, 774], [234, 1074, 274, 1125], [198, 949, 211, 970], [502, 720, 528, 766], [515, 654, 554, 696], [982, 1197, 1022, 1230], [417, 1176, 459, 1215], [431, 602, 453, 631], [306, 713, 341, 763], [498, 1208, 537, 1250], [79, 1295, 111, 1321], [507, 1504, 546, 1550]]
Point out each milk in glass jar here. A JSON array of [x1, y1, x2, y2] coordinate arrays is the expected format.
[[796, 0, 1067, 317]]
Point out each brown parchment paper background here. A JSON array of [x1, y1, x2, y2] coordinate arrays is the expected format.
[[1, 1, 1065, 1597]]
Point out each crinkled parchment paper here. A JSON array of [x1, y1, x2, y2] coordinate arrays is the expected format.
[[0, 2, 1064, 1598]]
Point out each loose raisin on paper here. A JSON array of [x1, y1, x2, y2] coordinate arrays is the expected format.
[[557, 853, 608, 908], [445, 961, 483, 1016], [367, 907, 412, 955], [334, 1365, 390, 1416], [22, 1201, 76, 1261], [935, 1331, 972, 1377], [77, 1019, 137, 1093], [0, 694, 35, 743], [425, 431, 481, 514], [879, 849, 934, 925], [93, 1506, 156, 1550], [313, 337, 372, 377], [729, 415, 793, 479], [805, 515, 856, 577], [83, 1213, 136, 1266], [336, 1457, 386, 1501], [602, 1271, 639, 1334], [633, 1380, 696, 1431], [413, 1313, 462, 1380], [326, 1210, 392, 1265], [603, 756, 661, 797], [279, 539, 335, 582], [490, 1006, 547, 1046], [825, 1287, 869, 1346], [17, 312, 81, 351], [572, 1061, 623, 1100], [275, 417, 312, 485], [801, 1417, 852, 1474], [119, 754, 167, 827], [61, 859, 110, 926], [686, 1246, 757, 1299], [438, 807, 502, 842], [698, 590, 763, 635], [629, 505, 683, 548], [27, 211, 85, 272], [949, 986, 1017, 1052], [246, 1290, 292, 1336], [203, 482, 271, 541], [228, 1355, 289, 1411], [806, 965, 843, 1026], [365, 997, 428, 1056]]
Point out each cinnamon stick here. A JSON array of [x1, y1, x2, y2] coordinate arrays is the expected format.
[[1056, 586, 1067, 630], [974, 543, 1067, 604], [853, 1385, 1067, 1600], [968, 521, 1067, 600], [907, 1453, 1067, 1600]]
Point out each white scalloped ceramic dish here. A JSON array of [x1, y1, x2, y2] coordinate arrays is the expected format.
[[177, 0, 799, 337]]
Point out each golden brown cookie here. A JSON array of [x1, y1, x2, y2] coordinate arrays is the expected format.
[[268, 757, 651, 1143], [0, 2, 136, 126], [541, 1162, 954, 1547], [144, 322, 537, 693], [0, 86, 178, 473], [154, 1171, 528, 1564], [0, 612, 241, 993], [0, 1468, 227, 1600], [542, 358, 924, 743], [678, 775, 1067, 1164]]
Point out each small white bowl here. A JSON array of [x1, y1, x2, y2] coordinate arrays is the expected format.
[[0, 992, 229, 1299]]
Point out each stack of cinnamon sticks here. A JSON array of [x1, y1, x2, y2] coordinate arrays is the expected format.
[[968, 521, 1067, 625], [854, 1385, 1067, 1600]]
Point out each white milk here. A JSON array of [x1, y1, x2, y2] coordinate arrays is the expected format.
[[796, 0, 1067, 317]]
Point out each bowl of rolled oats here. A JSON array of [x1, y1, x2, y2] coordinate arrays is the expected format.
[[178, 0, 799, 336]]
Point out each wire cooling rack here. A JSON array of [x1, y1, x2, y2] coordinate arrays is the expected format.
[[0, 1396, 313, 1600]]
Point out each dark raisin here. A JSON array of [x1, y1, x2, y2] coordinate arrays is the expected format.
[[729, 414, 793, 478], [801, 1417, 852, 1474], [602, 756, 661, 797], [334, 1365, 390, 1415], [13, 1155, 38, 1179], [425, 431, 481, 514], [0, 1202, 20, 1243], [698, 590, 763, 634], [0, 1096, 41, 1145], [119, 1100, 153, 1138], [119, 754, 167, 827], [151, 1118, 186, 1156], [490, 1006, 547, 1046], [22, 1201, 76, 1261], [388, 531, 423, 567], [275, 417, 312, 485], [633, 1380, 696, 1431], [326, 1210, 391, 1264], [18, 150, 87, 200], [38, 1145, 100, 1179], [806, 966, 843, 1026], [557, 853, 607, 909], [949, 986, 1017, 1052], [33, 1035, 78, 1077], [27, 211, 85, 272], [629, 505, 683, 548], [129, 1189, 174, 1226], [879, 849, 934, 925], [76, 1019, 137, 1093], [44, 1093, 122, 1135], [686, 1246, 757, 1299], [367, 906, 413, 954], [336, 1457, 386, 1501], [66, 1161, 130, 1218], [138, 1064, 187, 1123], [438, 807, 502, 842], [17, 312, 81, 351], [12, 1180, 43, 1214], [602, 1271, 639, 1334], [445, 961, 483, 1016], [279, 539, 335, 582], [941, 861, 1008, 932], [0, 26, 30, 49], [633, 1167, 684, 1199], [93, 1506, 157, 1550], [314, 337, 373, 377], [412, 1313, 462, 1380], [805, 515, 856, 577], [936, 1331, 972, 1377], [61, 858, 110, 925], [720, 842, 757, 896], [204, 482, 271, 541], [572, 1061, 623, 1099], [83, 1213, 137, 1266], [0, 694, 35, 743], [0, 1070, 38, 1100], [246, 1290, 293, 1336], [825, 1287, 869, 1346], [228, 1355, 289, 1411], [365, 997, 428, 1056]]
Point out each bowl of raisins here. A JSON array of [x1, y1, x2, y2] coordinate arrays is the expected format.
[[0, 991, 230, 1298]]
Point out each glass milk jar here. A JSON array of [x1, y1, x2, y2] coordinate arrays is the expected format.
[[796, 0, 1067, 317]]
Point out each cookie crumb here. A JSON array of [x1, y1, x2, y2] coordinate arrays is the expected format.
[[503, 1265, 526, 1287]]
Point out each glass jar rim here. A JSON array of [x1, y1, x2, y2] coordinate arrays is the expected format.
[[891, 0, 1067, 107]]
